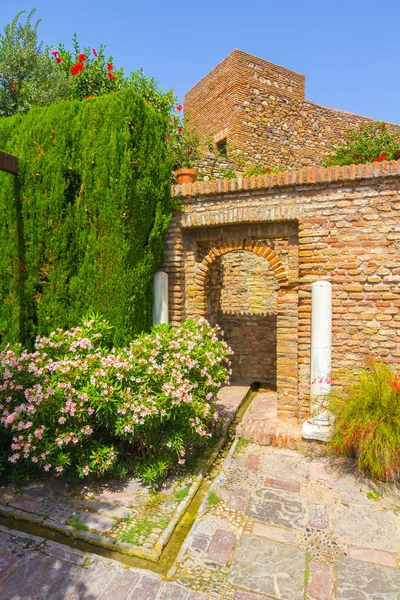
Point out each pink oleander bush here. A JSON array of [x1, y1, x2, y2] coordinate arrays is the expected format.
[[0, 317, 232, 482]]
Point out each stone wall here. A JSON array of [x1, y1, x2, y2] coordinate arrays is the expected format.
[[185, 50, 400, 176], [162, 160, 400, 417]]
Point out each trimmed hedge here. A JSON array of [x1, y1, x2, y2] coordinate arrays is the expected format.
[[0, 89, 173, 346]]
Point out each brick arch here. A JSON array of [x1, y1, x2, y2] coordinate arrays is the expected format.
[[193, 239, 288, 300]]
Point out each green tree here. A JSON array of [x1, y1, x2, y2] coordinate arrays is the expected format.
[[0, 9, 69, 117]]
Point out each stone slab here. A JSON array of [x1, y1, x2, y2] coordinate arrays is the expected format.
[[44, 541, 86, 565], [245, 455, 261, 472], [307, 560, 333, 600], [229, 535, 305, 599], [228, 488, 250, 511], [246, 488, 306, 530], [348, 545, 398, 568], [336, 557, 400, 599], [84, 500, 131, 519], [192, 535, 211, 551], [252, 522, 297, 545], [8, 496, 42, 513], [79, 511, 116, 533], [260, 454, 309, 481], [332, 505, 400, 552], [131, 575, 162, 600], [0, 553, 17, 579], [216, 385, 250, 433], [159, 583, 190, 599], [341, 491, 372, 507], [207, 529, 237, 565], [96, 570, 141, 599], [0, 553, 82, 598], [235, 591, 270, 600], [309, 503, 329, 529], [265, 478, 300, 493]]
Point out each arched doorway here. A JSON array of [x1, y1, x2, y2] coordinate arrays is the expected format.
[[206, 249, 278, 387], [192, 240, 298, 413]]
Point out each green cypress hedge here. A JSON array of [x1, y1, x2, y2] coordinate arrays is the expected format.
[[0, 89, 173, 346]]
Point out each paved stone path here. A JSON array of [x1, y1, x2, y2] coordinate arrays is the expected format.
[[0, 526, 205, 599], [0, 425, 400, 598], [170, 440, 400, 599]]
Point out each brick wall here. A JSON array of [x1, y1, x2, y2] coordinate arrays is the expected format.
[[162, 160, 400, 417], [185, 50, 400, 176], [206, 249, 279, 387]]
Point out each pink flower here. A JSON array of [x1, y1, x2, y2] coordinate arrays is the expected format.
[[82, 465, 90, 476]]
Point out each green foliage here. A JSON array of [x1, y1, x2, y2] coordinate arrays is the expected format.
[[0, 88, 173, 347], [175, 486, 190, 501], [207, 491, 221, 506], [328, 360, 400, 482], [170, 113, 202, 169], [366, 490, 383, 501], [66, 516, 89, 531], [53, 34, 124, 100], [0, 9, 69, 117], [323, 121, 400, 167], [304, 550, 311, 585], [234, 436, 251, 457], [0, 317, 232, 480], [243, 164, 284, 177], [117, 516, 168, 545]]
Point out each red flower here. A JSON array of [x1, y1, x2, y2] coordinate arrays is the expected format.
[[10, 81, 17, 89], [92, 48, 98, 57], [176, 104, 182, 111], [266, 167, 271, 173], [86, 95, 94, 99], [107, 63, 114, 71], [177, 126, 183, 133], [70, 63, 83, 75], [165, 135, 169, 141], [395, 149, 400, 157], [382, 124, 386, 129], [107, 72, 115, 80], [56, 57, 63, 64], [51, 51, 60, 56], [359, 127, 363, 131], [374, 154, 387, 162], [77, 53, 86, 63]]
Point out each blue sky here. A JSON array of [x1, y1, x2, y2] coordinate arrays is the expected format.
[[2, 1, 400, 123]]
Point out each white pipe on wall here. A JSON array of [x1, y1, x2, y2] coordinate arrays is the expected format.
[[152, 271, 169, 325]]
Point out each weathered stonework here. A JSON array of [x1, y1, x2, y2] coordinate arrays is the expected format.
[[163, 160, 400, 416], [185, 50, 400, 177]]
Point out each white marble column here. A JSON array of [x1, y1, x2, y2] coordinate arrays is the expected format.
[[152, 271, 169, 325], [302, 280, 333, 441]]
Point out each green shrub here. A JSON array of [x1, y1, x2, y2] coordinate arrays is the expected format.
[[0, 88, 173, 347], [323, 121, 400, 167], [0, 317, 232, 481], [328, 360, 400, 481], [243, 165, 284, 177]]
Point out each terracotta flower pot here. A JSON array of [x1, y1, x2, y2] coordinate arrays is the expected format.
[[175, 168, 198, 185]]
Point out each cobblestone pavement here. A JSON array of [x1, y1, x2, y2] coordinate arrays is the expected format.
[[0, 439, 399, 598], [169, 440, 400, 599], [0, 525, 205, 599]]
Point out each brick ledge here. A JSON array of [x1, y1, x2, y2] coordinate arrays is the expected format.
[[172, 159, 400, 198]]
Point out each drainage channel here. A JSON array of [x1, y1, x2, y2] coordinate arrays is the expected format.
[[0, 386, 258, 578]]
